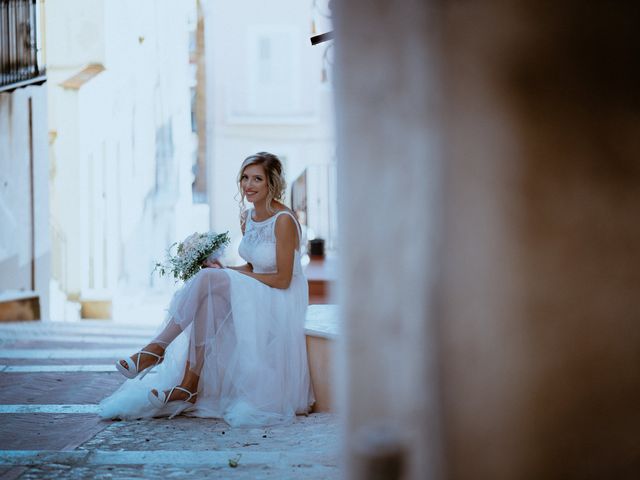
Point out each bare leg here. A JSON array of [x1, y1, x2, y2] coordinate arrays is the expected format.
[[152, 320, 184, 346], [183, 269, 231, 375], [150, 268, 232, 403], [150, 300, 212, 400], [119, 268, 227, 374], [117, 315, 184, 373]]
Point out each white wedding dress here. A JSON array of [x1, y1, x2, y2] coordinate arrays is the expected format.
[[99, 209, 315, 426]]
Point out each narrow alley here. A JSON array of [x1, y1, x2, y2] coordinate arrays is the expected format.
[[0, 320, 339, 479]]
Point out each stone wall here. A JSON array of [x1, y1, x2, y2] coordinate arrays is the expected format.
[[0, 85, 50, 320]]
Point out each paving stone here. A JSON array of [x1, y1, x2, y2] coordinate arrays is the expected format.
[[0, 340, 135, 350], [82, 414, 339, 455], [2, 449, 339, 479], [0, 372, 125, 404], [0, 358, 116, 366], [2, 365, 123, 373], [16, 462, 338, 479], [0, 466, 27, 480], [0, 322, 155, 334], [0, 336, 146, 348], [0, 349, 131, 359], [0, 414, 108, 450]]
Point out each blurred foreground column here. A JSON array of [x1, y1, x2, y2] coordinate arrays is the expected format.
[[333, 1, 444, 479], [334, 1, 640, 479]]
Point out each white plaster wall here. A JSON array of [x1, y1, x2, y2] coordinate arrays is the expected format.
[[203, 0, 335, 261], [45, 0, 105, 68], [0, 85, 50, 319], [47, 0, 198, 313]]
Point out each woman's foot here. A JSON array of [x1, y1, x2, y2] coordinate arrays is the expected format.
[[150, 383, 198, 405], [116, 342, 166, 379], [148, 384, 198, 419]]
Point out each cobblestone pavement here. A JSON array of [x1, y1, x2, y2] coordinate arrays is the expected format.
[[0, 321, 340, 479]]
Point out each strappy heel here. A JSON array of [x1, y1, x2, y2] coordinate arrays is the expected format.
[[115, 342, 167, 380], [148, 386, 198, 419]]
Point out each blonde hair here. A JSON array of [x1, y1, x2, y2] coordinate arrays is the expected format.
[[237, 152, 287, 222]]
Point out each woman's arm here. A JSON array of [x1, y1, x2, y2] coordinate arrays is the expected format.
[[226, 263, 253, 272], [202, 211, 253, 271], [202, 258, 253, 271], [237, 214, 297, 289]]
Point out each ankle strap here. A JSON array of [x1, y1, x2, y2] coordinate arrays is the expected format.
[[139, 350, 163, 359], [136, 350, 163, 371], [170, 386, 198, 402]]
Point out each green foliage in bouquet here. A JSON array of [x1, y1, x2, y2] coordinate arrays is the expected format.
[[154, 231, 231, 282]]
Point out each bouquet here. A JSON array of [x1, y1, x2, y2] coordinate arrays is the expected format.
[[154, 231, 231, 282]]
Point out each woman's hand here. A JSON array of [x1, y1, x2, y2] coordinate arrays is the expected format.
[[202, 258, 224, 269]]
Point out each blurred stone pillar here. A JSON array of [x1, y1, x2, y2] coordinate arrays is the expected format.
[[334, 1, 640, 479], [333, 1, 444, 479]]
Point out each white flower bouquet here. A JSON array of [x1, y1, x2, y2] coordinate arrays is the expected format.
[[154, 231, 231, 282]]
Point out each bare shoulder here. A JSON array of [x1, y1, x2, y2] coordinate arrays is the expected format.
[[274, 209, 298, 229], [271, 202, 296, 222], [274, 209, 299, 243]]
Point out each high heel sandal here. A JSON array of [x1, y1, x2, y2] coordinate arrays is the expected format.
[[115, 342, 167, 380], [148, 386, 198, 419]]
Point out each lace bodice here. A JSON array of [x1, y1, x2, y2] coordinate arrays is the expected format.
[[238, 209, 303, 276]]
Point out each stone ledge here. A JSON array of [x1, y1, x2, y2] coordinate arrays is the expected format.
[[305, 304, 338, 413], [305, 304, 338, 340], [80, 299, 112, 320], [0, 291, 40, 322], [0, 291, 39, 302]]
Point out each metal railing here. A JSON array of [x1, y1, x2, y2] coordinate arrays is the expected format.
[[0, 0, 45, 92]]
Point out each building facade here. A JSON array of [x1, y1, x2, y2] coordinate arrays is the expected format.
[[202, 0, 336, 262], [0, 0, 50, 320], [46, 0, 203, 319]]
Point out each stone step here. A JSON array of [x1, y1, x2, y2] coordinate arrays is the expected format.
[[0, 291, 40, 322], [0, 322, 156, 335]]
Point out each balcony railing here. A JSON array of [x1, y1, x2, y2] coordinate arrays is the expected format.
[[0, 0, 46, 93]]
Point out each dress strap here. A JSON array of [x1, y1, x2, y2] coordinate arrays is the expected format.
[[273, 211, 303, 249], [242, 210, 250, 232]]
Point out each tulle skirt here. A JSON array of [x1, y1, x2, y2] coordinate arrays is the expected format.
[[99, 268, 315, 427]]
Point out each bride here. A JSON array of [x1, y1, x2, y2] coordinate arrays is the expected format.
[[100, 152, 315, 426]]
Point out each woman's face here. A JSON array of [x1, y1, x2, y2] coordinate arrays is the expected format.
[[241, 163, 269, 204]]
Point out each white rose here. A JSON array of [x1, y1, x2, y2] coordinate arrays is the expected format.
[[206, 249, 224, 263], [182, 232, 200, 251]]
